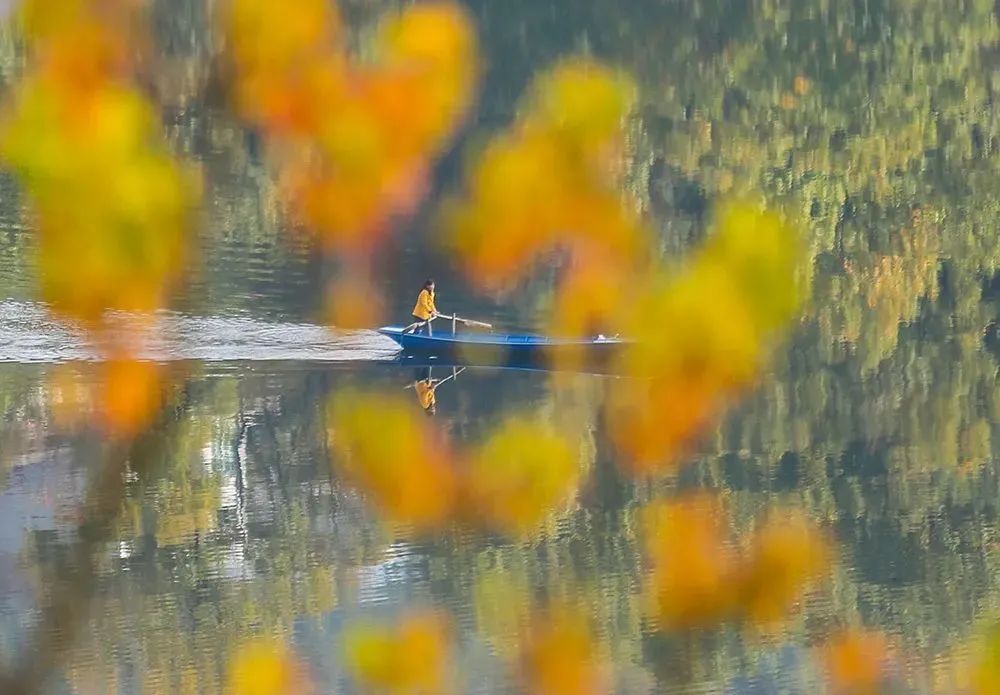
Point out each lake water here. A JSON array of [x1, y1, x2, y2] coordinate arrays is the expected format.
[[4, 0, 1000, 692]]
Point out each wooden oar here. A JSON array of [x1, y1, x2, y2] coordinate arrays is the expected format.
[[402, 367, 465, 390], [436, 314, 493, 329], [402, 314, 493, 334], [401, 314, 492, 334], [432, 367, 465, 387], [401, 315, 438, 333]]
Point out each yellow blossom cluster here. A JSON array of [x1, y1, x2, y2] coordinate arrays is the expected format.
[[445, 60, 805, 463], [0, 3, 844, 691], [608, 204, 806, 474], [444, 59, 644, 339], [822, 630, 894, 695], [222, 0, 477, 327], [329, 390, 580, 537], [227, 639, 312, 695], [1, 0, 198, 327], [0, 0, 199, 436], [344, 610, 453, 694], [643, 494, 831, 629], [519, 607, 608, 695]]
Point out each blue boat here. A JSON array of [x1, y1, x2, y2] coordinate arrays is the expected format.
[[377, 323, 628, 369]]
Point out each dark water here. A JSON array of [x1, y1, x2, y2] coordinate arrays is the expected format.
[[5, 0, 1000, 692]]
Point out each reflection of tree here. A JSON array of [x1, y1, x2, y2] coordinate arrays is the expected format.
[[598, 0, 1000, 367], [685, 309, 1000, 684], [563, 4, 1000, 676], [0, 364, 78, 484], [6, 368, 383, 694], [115, 391, 232, 547], [1, 372, 198, 695], [5, 349, 997, 691]]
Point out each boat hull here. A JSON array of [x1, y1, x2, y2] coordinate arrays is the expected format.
[[377, 326, 627, 369]]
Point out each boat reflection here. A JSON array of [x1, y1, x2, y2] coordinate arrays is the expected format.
[[378, 325, 628, 373], [389, 350, 625, 376]]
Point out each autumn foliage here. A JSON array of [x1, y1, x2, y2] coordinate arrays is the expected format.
[[445, 60, 642, 278], [2, 0, 199, 326], [520, 607, 609, 695], [0, 0, 854, 693], [344, 610, 454, 694], [607, 204, 805, 473], [642, 495, 831, 629], [0, 0, 198, 436], [330, 390, 580, 537], [330, 389, 460, 531], [227, 639, 312, 695], [822, 630, 894, 695], [223, 0, 477, 326]]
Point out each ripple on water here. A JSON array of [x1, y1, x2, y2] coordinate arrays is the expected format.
[[0, 300, 400, 364]]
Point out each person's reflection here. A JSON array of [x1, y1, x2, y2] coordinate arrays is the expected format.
[[413, 368, 439, 415], [409, 367, 464, 415]]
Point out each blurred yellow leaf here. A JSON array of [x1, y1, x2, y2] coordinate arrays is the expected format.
[[525, 61, 636, 149], [644, 495, 831, 630], [643, 495, 741, 629], [223, 0, 477, 309], [462, 418, 580, 536], [0, 25, 198, 328], [329, 390, 459, 529], [326, 274, 385, 329], [345, 610, 453, 694], [739, 511, 832, 624], [445, 58, 644, 293], [608, 203, 805, 474], [702, 202, 807, 333], [102, 358, 163, 439], [971, 623, 1000, 695], [822, 630, 893, 695], [227, 639, 311, 695], [521, 607, 609, 695]]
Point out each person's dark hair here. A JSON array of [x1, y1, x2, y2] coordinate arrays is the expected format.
[[423, 279, 435, 290]]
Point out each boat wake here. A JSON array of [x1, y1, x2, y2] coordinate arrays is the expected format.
[[0, 300, 400, 364]]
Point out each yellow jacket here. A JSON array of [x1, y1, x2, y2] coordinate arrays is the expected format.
[[412, 289, 437, 321], [415, 381, 435, 410]]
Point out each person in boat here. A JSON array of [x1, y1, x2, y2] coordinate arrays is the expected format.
[[410, 279, 439, 335]]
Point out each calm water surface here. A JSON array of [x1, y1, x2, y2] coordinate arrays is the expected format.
[[4, 0, 1000, 692]]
